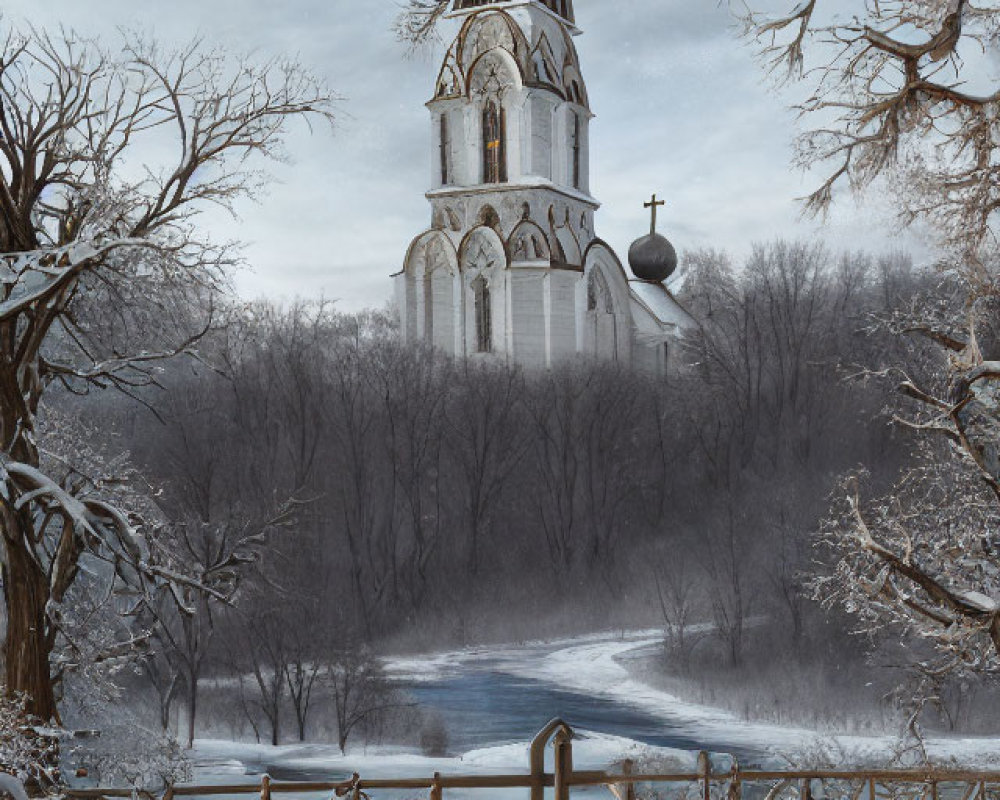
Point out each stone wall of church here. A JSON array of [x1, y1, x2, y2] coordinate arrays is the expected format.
[[509, 269, 547, 366], [396, 3, 685, 375], [546, 270, 578, 362]]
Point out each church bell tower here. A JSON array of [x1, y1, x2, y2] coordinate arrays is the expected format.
[[395, 0, 691, 370]]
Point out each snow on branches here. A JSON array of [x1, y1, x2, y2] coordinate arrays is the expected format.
[[736, 0, 1000, 690], [0, 690, 59, 789], [0, 21, 332, 724], [394, 0, 453, 49], [742, 0, 1000, 265], [817, 451, 1000, 677], [812, 272, 1000, 685]]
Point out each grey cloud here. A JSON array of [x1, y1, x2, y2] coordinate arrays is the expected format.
[[4, 0, 926, 310]]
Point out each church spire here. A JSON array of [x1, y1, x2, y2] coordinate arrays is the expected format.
[[451, 0, 576, 25]]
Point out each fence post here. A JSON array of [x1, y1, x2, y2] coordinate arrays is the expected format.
[[727, 760, 741, 800], [698, 752, 711, 800], [554, 728, 574, 800], [801, 778, 812, 800], [261, 775, 271, 800], [531, 719, 573, 800], [431, 772, 442, 800], [622, 759, 636, 800]]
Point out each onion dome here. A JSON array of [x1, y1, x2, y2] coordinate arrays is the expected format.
[[629, 233, 677, 282], [628, 194, 677, 282]]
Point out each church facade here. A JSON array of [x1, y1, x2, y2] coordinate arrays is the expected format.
[[394, 0, 692, 372]]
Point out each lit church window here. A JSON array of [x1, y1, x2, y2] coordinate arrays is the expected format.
[[401, 1, 687, 370], [482, 101, 507, 184]]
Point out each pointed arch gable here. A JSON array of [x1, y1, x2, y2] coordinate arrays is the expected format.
[[466, 47, 524, 99], [548, 206, 582, 267], [508, 220, 551, 264], [458, 224, 509, 273], [583, 241, 633, 325], [583, 239, 631, 286], [433, 41, 464, 99], [457, 11, 530, 82], [582, 241, 634, 362], [562, 63, 589, 109], [404, 229, 460, 278], [529, 33, 562, 92]]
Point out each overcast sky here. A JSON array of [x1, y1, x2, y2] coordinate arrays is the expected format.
[[4, 0, 931, 311]]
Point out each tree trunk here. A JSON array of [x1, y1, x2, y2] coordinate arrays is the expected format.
[[186, 679, 198, 749], [1, 531, 59, 724]]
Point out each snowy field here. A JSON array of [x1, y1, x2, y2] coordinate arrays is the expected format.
[[192, 628, 1000, 791]]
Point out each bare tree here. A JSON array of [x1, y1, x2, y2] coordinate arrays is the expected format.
[[699, 504, 755, 668], [445, 361, 528, 575], [374, 345, 450, 606], [744, 0, 998, 262], [745, 1, 1000, 684], [282, 599, 324, 742], [328, 647, 400, 755], [394, 0, 453, 48], [653, 547, 703, 674], [225, 596, 324, 748], [140, 504, 297, 748], [0, 24, 333, 722], [326, 335, 393, 636]]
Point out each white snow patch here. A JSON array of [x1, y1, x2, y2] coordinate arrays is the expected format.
[[385, 628, 1000, 766]]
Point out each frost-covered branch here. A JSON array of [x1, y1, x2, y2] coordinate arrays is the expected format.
[[741, 0, 1000, 262], [0, 21, 334, 726], [395, 0, 452, 49]]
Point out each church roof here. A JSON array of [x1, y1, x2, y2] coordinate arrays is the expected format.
[[451, 0, 576, 25], [629, 281, 695, 331]]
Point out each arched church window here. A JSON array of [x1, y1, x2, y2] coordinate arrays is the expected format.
[[439, 114, 450, 185], [472, 275, 492, 353], [571, 113, 581, 190], [482, 101, 507, 184]]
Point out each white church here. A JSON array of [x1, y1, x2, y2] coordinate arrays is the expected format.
[[394, 0, 693, 372]]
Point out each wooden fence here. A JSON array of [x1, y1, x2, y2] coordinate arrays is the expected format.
[[64, 720, 1000, 800]]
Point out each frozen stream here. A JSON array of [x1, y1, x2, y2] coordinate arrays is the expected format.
[[193, 628, 1000, 786], [393, 636, 762, 763]]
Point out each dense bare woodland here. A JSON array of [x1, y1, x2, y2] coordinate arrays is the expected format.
[[3, 0, 1000, 789], [31, 239, 979, 758]]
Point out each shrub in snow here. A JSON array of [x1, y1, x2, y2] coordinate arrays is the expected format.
[[418, 713, 449, 758], [59, 670, 191, 791], [0, 689, 59, 789]]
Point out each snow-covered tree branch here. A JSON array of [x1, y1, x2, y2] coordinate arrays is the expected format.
[[0, 22, 334, 725], [742, 0, 1000, 265], [740, 0, 1000, 690]]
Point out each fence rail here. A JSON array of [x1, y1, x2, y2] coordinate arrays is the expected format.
[[63, 721, 1000, 800]]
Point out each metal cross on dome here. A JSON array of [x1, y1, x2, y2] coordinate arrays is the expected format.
[[644, 193, 666, 236]]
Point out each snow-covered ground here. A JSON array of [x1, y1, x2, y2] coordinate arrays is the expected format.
[[387, 628, 1000, 765], [193, 730, 693, 781], [193, 628, 1000, 789]]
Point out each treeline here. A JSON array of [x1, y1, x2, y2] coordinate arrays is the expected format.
[[67, 240, 957, 747]]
